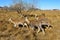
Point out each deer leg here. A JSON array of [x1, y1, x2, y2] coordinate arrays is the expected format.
[[37, 26, 40, 33], [39, 25, 45, 35]]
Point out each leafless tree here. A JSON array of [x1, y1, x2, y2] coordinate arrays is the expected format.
[[11, 0, 24, 15], [11, 0, 37, 17]]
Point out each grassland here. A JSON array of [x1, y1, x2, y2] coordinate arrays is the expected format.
[[0, 10, 60, 40]]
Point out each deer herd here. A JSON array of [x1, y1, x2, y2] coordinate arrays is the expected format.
[[8, 13, 52, 35]]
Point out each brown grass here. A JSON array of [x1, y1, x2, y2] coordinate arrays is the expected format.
[[0, 10, 60, 40]]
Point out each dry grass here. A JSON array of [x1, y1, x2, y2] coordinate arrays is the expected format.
[[0, 10, 60, 40]]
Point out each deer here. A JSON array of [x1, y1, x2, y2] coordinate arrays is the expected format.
[[36, 13, 53, 34], [8, 17, 24, 28], [26, 15, 40, 33], [28, 13, 52, 35], [8, 16, 30, 29]]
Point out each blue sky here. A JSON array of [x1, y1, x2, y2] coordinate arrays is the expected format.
[[0, 0, 60, 10]]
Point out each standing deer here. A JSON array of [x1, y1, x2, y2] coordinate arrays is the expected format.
[[37, 13, 52, 34], [8, 16, 30, 28], [8, 17, 24, 28], [28, 13, 52, 34]]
